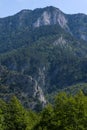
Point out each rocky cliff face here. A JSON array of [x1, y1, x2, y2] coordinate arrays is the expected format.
[[33, 8, 69, 31]]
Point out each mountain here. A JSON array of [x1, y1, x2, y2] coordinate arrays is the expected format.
[[0, 6, 87, 53], [0, 6, 87, 110]]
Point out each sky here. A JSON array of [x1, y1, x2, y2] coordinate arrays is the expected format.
[[0, 0, 87, 18]]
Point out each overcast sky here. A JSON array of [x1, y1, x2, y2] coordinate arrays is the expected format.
[[0, 0, 87, 18]]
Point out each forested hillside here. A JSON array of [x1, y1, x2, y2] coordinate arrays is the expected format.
[[0, 6, 87, 109]]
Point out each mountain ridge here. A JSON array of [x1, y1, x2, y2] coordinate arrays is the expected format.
[[0, 6, 87, 45], [1, 6, 87, 19]]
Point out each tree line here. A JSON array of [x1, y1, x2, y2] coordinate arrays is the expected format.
[[0, 91, 87, 130]]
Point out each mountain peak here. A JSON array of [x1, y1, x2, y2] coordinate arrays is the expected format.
[[33, 6, 63, 14], [33, 6, 68, 30], [42, 6, 60, 10], [45, 6, 62, 12]]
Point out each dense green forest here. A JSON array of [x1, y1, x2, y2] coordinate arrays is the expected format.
[[0, 91, 87, 130]]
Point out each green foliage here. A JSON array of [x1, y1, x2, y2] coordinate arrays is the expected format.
[[0, 92, 87, 129], [34, 91, 87, 130], [0, 97, 38, 130], [6, 96, 28, 130], [0, 109, 4, 130]]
